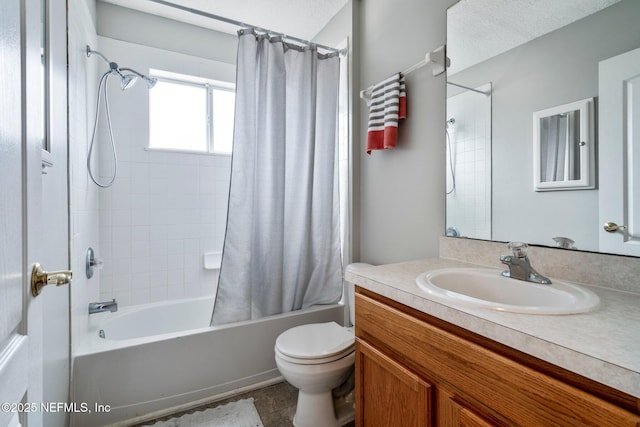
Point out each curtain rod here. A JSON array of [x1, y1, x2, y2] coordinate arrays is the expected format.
[[447, 81, 491, 96], [147, 0, 342, 54]]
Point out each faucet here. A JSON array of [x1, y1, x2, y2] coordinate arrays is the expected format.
[[89, 299, 118, 314], [500, 242, 552, 285]]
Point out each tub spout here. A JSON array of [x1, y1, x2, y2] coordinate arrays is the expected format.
[[89, 299, 118, 314]]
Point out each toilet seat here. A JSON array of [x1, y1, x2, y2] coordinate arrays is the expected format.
[[275, 346, 354, 365], [275, 322, 355, 365]]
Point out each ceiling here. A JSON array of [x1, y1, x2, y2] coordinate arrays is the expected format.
[[99, 0, 621, 72], [99, 0, 349, 42], [447, 0, 622, 74]]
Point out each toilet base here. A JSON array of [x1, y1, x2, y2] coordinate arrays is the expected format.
[[293, 390, 354, 427]]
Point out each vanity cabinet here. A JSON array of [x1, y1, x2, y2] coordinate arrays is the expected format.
[[438, 388, 494, 427], [356, 339, 433, 426], [354, 287, 640, 427]]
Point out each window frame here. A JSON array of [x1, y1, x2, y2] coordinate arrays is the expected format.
[[147, 70, 235, 155]]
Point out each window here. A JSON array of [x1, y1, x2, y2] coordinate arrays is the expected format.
[[149, 69, 235, 154]]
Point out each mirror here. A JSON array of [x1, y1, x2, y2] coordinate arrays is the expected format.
[[445, 83, 492, 240], [446, 0, 640, 255], [533, 97, 594, 191]]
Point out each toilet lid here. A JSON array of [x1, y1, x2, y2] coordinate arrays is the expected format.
[[275, 322, 355, 360]]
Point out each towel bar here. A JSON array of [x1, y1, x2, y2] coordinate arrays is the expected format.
[[360, 45, 448, 101]]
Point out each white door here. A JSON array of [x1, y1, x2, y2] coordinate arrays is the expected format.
[[599, 47, 640, 256], [0, 0, 32, 426], [0, 1, 70, 426], [41, 1, 71, 426]]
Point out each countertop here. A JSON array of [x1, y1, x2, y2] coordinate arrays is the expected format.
[[345, 258, 640, 398]]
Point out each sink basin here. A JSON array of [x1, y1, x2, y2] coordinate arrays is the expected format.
[[415, 268, 600, 314]]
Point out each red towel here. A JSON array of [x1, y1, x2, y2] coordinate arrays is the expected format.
[[366, 73, 406, 154]]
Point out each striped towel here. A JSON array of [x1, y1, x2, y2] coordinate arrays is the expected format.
[[366, 73, 407, 154]]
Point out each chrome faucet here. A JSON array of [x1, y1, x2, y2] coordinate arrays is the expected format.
[[89, 299, 118, 314], [500, 242, 552, 285]]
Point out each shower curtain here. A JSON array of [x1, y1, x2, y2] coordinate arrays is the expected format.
[[212, 29, 343, 325], [540, 112, 579, 182], [540, 115, 567, 182]]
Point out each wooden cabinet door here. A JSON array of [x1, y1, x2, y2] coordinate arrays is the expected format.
[[356, 339, 433, 427], [438, 388, 497, 427]]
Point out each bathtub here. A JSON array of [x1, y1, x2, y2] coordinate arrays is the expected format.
[[71, 296, 346, 426]]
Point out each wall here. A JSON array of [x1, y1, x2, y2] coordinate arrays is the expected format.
[[94, 37, 235, 306], [449, 0, 640, 251], [68, 0, 100, 357], [96, 2, 237, 64], [358, 0, 457, 264]]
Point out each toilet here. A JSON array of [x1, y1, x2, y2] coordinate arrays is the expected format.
[[274, 265, 367, 427]]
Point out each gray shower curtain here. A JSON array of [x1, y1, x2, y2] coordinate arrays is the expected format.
[[540, 112, 580, 182], [540, 115, 568, 182], [211, 29, 343, 325]]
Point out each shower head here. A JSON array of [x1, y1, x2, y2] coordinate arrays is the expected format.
[[119, 74, 138, 90], [446, 118, 456, 128], [120, 67, 157, 89], [86, 45, 156, 91]]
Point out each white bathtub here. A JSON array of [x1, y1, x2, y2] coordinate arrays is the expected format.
[[71, 297, 346, 426]]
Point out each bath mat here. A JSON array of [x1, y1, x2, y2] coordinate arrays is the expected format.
[[151, 398, 263, 427]]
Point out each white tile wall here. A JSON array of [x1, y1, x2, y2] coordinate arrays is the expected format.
[[98, 152, 230, 306], [446, 83, 492, 240], [69, 0, 100, 351], [95, 37, 234, 307]]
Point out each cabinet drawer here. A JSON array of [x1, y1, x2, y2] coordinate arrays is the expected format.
[[356, 292, 640, 427]]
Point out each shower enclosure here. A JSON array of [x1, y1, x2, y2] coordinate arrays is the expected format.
[[67, 0, 353, 424]]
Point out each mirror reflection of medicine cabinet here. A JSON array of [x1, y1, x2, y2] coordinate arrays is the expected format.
[[533, 98, 595, 191]]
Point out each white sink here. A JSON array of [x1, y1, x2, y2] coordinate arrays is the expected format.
[[415, 268, 600, 315]]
